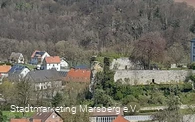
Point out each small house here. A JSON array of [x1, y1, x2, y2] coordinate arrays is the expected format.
[[8, 64, 30, 81], [30, 50, 50, 65], [43, 56, 61, 71], [0, 65, 11, 79], [9, 52, 24, 64]]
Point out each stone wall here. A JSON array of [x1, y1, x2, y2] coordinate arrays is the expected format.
[[110, 57, 143, 70], [114, 70, 195, 85]]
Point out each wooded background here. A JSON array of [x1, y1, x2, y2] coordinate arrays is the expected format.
[[0, 0, 195, 66]]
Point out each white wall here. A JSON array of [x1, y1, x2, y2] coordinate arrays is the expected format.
[[46, 63, 61, 71], [20, 68, 30, 78], [41, 52, 50, 64], [34, 81, 62, 91], [60, 59, 69, 68], [17, 54, 24, 64]]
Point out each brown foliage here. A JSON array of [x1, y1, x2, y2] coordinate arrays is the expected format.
[[131, 32, 166, 69]]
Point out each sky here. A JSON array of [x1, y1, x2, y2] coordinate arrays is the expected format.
[[175, 0, 195, 7]]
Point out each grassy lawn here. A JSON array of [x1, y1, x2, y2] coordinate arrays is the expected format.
[[179, 92, 195, 105], [22, 64, 36, 70]]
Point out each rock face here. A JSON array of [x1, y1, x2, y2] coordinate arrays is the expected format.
[[114, 70, 195, 85]]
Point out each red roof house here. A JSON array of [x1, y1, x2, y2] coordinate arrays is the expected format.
[[32, 111, 63, 122], [0, 65, 11, 73], [45, 56, 61, 64], [65, 68, 91, 83], [0, 65, 11, 80], [43, 56, 61, 71]]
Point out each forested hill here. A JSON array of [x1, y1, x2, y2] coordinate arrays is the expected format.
[[0, 0, 195, 65]]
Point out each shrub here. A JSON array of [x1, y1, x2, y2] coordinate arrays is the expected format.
[[121, 95, 138, 105], [124, 102, 140, 115], [188, 63, 195, 69]]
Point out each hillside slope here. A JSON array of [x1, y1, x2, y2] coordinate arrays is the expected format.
[[0, 0, 195, 66]]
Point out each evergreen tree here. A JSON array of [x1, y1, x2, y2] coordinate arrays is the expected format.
[[52, 92, 63, 107]]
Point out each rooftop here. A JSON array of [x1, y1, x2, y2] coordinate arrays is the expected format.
[[65, 68, 91, 83], [8, 64, 26, 74], [31, 50, 48, 58], [45, 56, 61, 64], [0, 65, 11, 73], [113, 115, 129, 122], [27, 69, 61, 82]]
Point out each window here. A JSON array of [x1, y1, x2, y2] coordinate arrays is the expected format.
[[193, 48, 195, 54]]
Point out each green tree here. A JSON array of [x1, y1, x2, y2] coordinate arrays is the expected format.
[[0, 80, 15, 103], [153, 94, 182, 122], [51, 92, 63, 107], [93, 89, 114, 107], [0, 110, 3, 122], [14, 78, 33, 116], [61, 109, 90, 122]]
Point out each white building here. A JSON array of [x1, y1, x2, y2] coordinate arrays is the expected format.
[[43, 56, 61, 71], [19, 67, 30, 78], [60, 57, 69, 69]]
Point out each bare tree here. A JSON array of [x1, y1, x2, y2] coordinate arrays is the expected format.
[[130, 32, 166, 69]]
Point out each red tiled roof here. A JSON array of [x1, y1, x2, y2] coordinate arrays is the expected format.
[[113, 115, 129, 122], [65, 68, 91, 83], [10, 119, 28, 122], [45, 56, 60, 64], [0, 65, 11, 73], [32, 119, 42, 122], [10, 119, 42, 122]]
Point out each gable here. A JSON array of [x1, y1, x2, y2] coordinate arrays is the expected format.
[[45, 112, 63, 122], [113, 115, 129, 122], [9, 52, 23, 60]]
